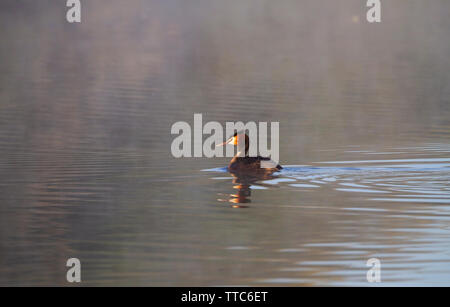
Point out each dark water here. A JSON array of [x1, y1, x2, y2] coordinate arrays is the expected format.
[[1, 0, 450, 286]]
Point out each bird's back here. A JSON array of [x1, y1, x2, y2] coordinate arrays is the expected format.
[[228, 156, 282, 172]]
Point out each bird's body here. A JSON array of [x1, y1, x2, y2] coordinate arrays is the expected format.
[[217, 131, 282, 173], [228, 155, 282, 173]]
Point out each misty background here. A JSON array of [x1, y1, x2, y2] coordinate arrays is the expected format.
[[0, 0, 449, 286]]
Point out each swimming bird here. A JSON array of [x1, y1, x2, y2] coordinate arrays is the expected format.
[[217, 132, 282, 173]]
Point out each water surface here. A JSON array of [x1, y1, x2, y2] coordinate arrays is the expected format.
[[1, 0, 450, 286]]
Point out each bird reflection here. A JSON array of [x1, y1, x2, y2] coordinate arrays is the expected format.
[[219, 170, 280, 208]]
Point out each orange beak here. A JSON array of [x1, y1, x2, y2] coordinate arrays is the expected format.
[[216, 137, 235, 147]]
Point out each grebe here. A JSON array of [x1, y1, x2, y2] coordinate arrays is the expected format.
[[217, 132, 282, 173]]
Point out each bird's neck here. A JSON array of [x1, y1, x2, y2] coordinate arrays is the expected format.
[[235, 148, 249, 158]]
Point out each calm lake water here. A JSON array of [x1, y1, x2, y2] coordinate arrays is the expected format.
[[1, 1, 450, 286]]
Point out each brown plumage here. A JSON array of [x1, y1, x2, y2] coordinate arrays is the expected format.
[[217, 132, 282, 173]]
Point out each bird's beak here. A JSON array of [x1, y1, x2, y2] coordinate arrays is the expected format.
[[216, 137, 233, 147]]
